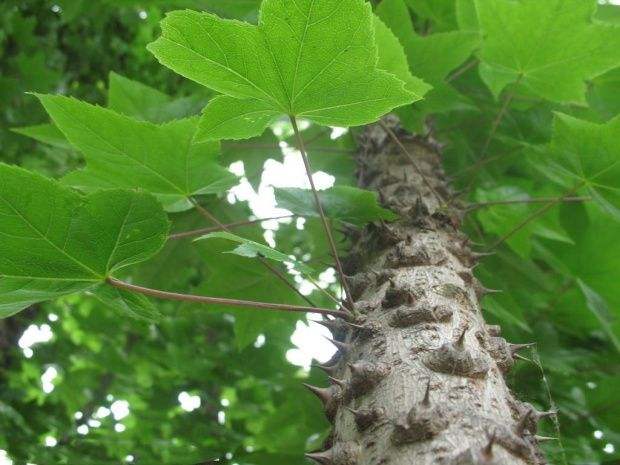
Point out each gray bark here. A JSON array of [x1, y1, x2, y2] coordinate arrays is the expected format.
[[305, 121, 549, 465]]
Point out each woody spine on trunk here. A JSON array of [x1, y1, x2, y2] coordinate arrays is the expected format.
[[304, 120, 553, 465]]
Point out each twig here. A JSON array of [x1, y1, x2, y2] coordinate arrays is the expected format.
[[466, 74, 524, 191], [169, 215, 294, 240], [467, 196, 590, 211], [451, 147, 522, 179], [226, 142, 354, 154], [446, 58, 479, 82], [488, 185, 582, 250], [189, 198, 317, 307], [378, 120, 446, 205], [531, 348, 568, 465], [289, 115, 353, 311], [107, 278, 348, 318]]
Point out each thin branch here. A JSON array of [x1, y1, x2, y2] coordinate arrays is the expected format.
[[466, 75, 524, 191], [107, 278, 348, 318], [227, 142, 354, 154], [289, 115, 353, 311], [489, 185, 583, 250], [169, 215, 294, 240], [446, 58, 479, 83], [467, 196, 591, 211], [451, 147, 522, 179], [189, 198, 317, 307], [378, 120, 446, 205]]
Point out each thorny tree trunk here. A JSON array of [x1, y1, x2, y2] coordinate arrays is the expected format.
[[305, 120, 551, 465]]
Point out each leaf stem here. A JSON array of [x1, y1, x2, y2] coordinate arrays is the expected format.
[[467, 196, 590, 211], [289, 115, 353, 311], [446, 58, 479, 82], [465, 74, 524, 191], [107, 278, 348, 318], [378, 120, 446, 206], [168, 215, 294, 240]]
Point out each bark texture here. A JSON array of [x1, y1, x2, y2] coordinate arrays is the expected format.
[[306, 121, 549, 465]]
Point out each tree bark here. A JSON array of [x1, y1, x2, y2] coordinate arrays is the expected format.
[[305, 121, 548, 465]]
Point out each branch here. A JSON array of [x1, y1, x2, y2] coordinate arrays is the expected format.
[[378, 120, 446, 205], [467, 196, 591, 211], [169, 215, 294, 240], [107, 278, 348, 318], [289, 115, 353, 311]]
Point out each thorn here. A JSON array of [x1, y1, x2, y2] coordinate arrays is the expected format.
[[480, 286, 503, 295], [534, 435, 557, 442], [328, 376, 347, 388], [323, 336, 351, 354], [514, 353, 531, 362], [509, 342, 536, 355], [538, 409, 558, 419], [455, 324, 469, 348], [421, 378, 431, 407], [312, 364, 337, 376], [346, 407, 358, 415], [482, 429, 496, 459], [315, 319, 343, 332], [304, 450, 331, 464], [302, 384, 336, 406], [515, 408, 533, 435], [471, 251, 495, 259]]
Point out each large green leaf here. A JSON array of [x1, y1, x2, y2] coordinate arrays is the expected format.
[[107, 71, 205, 123], [0, 163, 169, 318], [536, 113, 620, 219], [147, 0, 426, 141], [275, 186, 397, 226], [36, 94, 237, 211], [475, 0, 620, 103]]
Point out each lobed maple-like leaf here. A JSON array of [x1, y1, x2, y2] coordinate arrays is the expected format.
[[475, 0, 620, 103], [147, 0, 427, 141], [0, 163, 169, 318], [36, 94, 237, 211], [376, 0, 478, 130], [535, 113, 620, 220]]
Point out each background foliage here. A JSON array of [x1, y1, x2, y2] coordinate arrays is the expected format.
[[0, 0, 619, 464]]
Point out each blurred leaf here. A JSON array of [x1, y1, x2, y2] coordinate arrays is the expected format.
[[475, 0, 620, 102], [275, 186, 398, 226]]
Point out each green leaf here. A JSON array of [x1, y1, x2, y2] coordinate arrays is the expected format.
[[91, 285, 162, 322], [275, 186, 397, 226], [107, 71, 205, 123], [11, 123, 73, 150], [403, 0, 457, 31], [578, 280, 620, 352], [36, 94, 237, 211], [0, 163, 169, 318], [475, 0, 620, 103], [377, 0, 478, 129], [537, 113, 620, 219], [197, 231, 314, 275], [147, 1, 425, 141], [373, 16, 432, 98]]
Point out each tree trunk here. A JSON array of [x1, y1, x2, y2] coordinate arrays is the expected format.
[[305, 121, 548, 465]]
